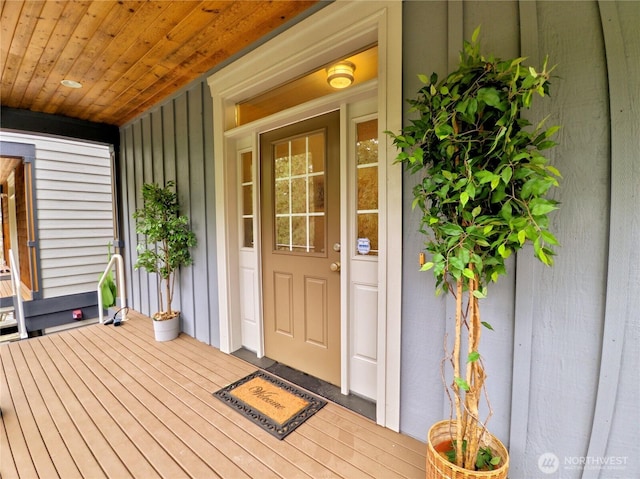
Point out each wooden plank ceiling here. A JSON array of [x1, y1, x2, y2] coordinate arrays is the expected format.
[[0, 0, 319, 127]]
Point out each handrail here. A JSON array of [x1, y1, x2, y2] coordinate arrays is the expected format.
[[97, 253, 127, 324], [8, 249, 27, 339]]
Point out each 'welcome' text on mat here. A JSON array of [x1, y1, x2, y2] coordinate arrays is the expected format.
[[214, 371, 327, 439]]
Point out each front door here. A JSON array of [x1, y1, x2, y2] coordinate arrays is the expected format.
[[260, 111, 341, 386]]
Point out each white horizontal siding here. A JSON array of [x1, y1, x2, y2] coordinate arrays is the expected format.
[[37, 209, 113, 220], [36, 169, 111, 185], [39, 228, 114, 240], [43, 284, 102, 298], [41, 263, 106, 279], [37, 189, 112, 203], [39, 220, 113, 231], [36, 179, 112, 194], [40, 246, 111, 260], [36, 159, 111, 176], [41, 254, 108, 269], [40, 237, 115, 249], [38, 200, 113, 211], [0, 131, 114, 299]]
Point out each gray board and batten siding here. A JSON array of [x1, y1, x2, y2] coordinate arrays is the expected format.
[[117, 1, 639, 478], [119, 83, 218, 347], [400, 1, 639, 478]]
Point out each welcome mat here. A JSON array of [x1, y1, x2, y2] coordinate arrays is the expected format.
[[214, 370, 327, 440]]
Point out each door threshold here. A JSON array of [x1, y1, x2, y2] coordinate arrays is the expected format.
[[232, 348, 376, 421]]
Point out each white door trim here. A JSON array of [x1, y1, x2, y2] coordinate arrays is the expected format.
[[207, 1, 402, 431]]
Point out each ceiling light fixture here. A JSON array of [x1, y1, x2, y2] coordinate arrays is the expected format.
[[326, 61, 355, 89], [60, 79, 83, 89]]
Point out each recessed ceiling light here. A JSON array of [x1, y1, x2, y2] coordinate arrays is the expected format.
[[60, 79, 83, 89]]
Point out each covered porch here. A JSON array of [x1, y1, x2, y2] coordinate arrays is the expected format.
[[0, 310, 426, 478]]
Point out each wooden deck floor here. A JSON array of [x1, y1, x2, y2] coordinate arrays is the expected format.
[[0, 279, 32, 301], [0, 310, 427, 478]]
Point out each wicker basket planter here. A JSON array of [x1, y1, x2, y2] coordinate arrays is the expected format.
[[426, 421, 509, 479]]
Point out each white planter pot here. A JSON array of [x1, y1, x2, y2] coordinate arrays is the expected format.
[[153, 314, 180, 342]]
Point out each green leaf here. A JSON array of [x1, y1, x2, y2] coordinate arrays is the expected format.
[[454, 377, 470, 391], [468, 351, 480, 363], [482, 321, 494, 331], [472, 290, 485, 300], [463, 268, 475, 279], [491, 184, 507, 203], [467, 98, 478, 117], [435, 124, 454, 139], [500, 202, 512, 220], [471, 25, 481, 43], [421, 262, 434, 271], [450, 256, 465, 271], [537, 249, 551, 265], [418, 73, 430, 84], [465, 182, 476, 199], [477, 87, 502, 107], [442, 170, 455, 181], [545, 125, 561, 138], [517, 229, 526, 245], [501, 166, 513, 184], [475, 170, 495, 184], [537, 140, 557, 150], [531, 201, 558, 216], [460, 191, 469, 207], [541, 230, 560, 245], [546, 165, 562, 177], [491, 457, 502, 466]]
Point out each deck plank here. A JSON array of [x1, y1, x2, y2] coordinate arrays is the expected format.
[[113, 317, 340, 478], [10, 341, 85, 478], [71, 326, 260, 478], [40, 334, 169, 478], [53, 330, 218, 478], [86, 321, 315, 479], [0, 352, 29, 479], [120, 313, 419, 478], [1, 346, 59, 478], [1, 311, 427, 479]]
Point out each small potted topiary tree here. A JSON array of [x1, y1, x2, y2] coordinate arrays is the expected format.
[[133, 180, 197, 341], [387, 28, 561, 478]]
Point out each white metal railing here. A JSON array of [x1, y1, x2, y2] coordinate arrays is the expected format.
[[8, 249, 27, 339], [97, 253, 127, 324]]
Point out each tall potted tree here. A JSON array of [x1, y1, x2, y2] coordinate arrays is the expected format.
[[133, 181, 197, 341], [388, 28, 561, 477]]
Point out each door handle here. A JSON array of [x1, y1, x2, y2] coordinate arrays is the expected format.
[[330, 262, 341, 272]]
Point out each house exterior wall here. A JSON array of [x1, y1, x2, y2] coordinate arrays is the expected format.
[[119, 82, 219, 346], [401, 1, 639, 478], [118, 1, 638, 477], [0, 131, 115, 299]]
